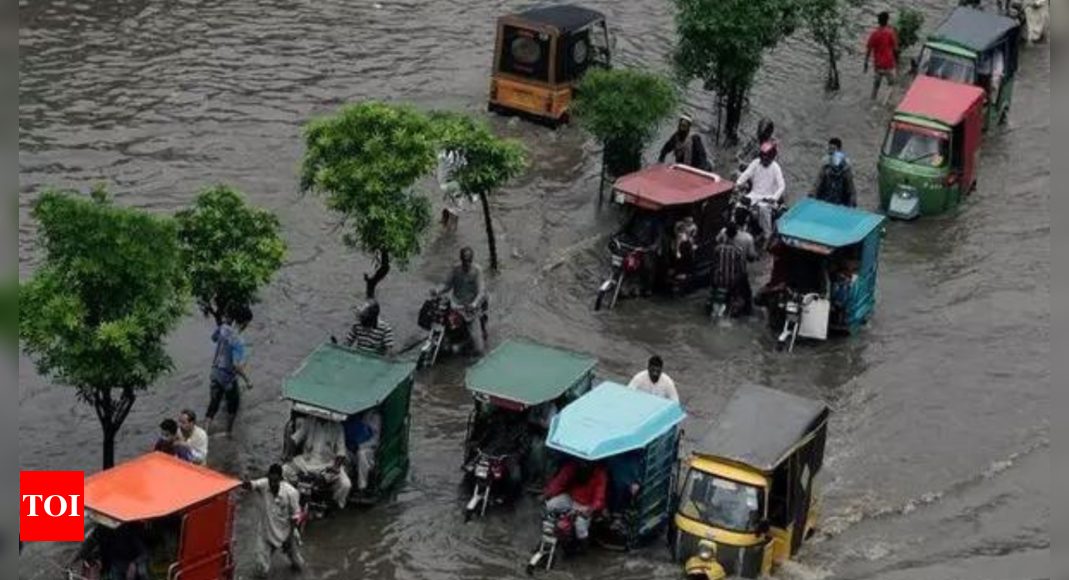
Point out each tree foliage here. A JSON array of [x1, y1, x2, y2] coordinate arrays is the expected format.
[[175, 185, 286, 324], [300, 102, 438, 298], [801, 0, 868, 90], [572, 68, 679, 178], [431, 112, 527, 270], [895, 8, 926, 54], [19, 188, 188, 468], [672, 0, 798, 143]]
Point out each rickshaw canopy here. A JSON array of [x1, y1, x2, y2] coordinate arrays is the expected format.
[[283, 342, 416, 416], [776, 199, 885, 251], [695, 386, 829, 473], [509, 5, 605, 33], [614, 164, 734, 210], [84, 452, 240, 526], [896, 76, 987, 128], [547, 381, 686, 460], [929, 7, 1019, 53], [466, 340, 597, 408]]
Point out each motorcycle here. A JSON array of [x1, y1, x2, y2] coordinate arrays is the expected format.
[[725, 190, 785, 251], [527, 509, 579, 574], [594, 241, 648, 312], [463, 449, 515, 521], [706, 286, 730, 319], [417, 293, 487, 368], [293, 471, 334, 524], [776, 290, 821, 353]]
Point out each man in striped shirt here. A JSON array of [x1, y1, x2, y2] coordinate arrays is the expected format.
[[712, 224, 752, 316], [346, 300, 394, 356]]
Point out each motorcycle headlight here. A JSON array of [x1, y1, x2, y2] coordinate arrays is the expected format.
[[697, 540, 717, 561]]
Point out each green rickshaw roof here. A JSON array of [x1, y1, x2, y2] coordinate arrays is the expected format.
[[282, 343, 416, 415], [929, 7, 1019, 53], [465, 340, 597, 407]]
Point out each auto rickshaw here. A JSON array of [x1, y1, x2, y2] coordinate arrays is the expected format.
[[527, 382, 685, 573], [462, 340, 597, 521], [918, 6, 1020, 129], [489, 5, 611, 125], [877, 75, 986, 219], [281, 342, 416, 515], [672, 386, 830, 580], [70, 452, 241, 580], [595, 164, 735, 311], [760, 199, 885, 352]]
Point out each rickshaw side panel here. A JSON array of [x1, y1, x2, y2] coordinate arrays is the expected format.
[[375, 377, 414, 492], [843, 231, 882, 332], [631, 426, 681, 540], [177, 494, 236, 580]]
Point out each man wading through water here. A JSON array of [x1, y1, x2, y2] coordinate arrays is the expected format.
[[205, 304, 253, 436], [658, 114, 713, 172]]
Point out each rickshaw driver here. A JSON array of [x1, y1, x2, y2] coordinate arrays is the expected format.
[[543, 459, 609, 548], [434, 246, 488, 355], [284, 415, 352, 509], [736, 142, 787, 240], [658, 114, 714, 172]]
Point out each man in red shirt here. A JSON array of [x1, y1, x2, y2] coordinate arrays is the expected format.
[[864, 11, 899, 101], [543, 460, 608, 545]]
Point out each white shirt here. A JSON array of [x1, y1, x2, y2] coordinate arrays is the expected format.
[[179, 426, 209, 465], [737, 159, 786, 204], [627, 370, 680, 403], [249, 479, 301, 548], [291, 418, 347, 473]]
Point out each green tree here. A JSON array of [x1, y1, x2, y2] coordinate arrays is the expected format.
[[19, 188, 188, 468], [672, 0, 798, 143], [432, 113, 527, 271], [300, 102, 438, 299], [572, 68, 679, 189], [801, 0, 868, 91], [176, 185, 287, 325], [895, 7, 926, 56]]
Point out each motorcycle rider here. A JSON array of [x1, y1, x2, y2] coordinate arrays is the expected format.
[[736, 141, 786, 242], [811, 138, 857, 207], [283, 415, 351, 510], [658, 114, 713, 171], [435, 246, 488, 355], [543, 459, 609, 549]]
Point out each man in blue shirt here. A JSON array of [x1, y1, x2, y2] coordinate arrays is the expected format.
[[205, 304, 253, 436]]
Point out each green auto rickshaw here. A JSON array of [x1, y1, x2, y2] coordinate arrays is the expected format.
[[918, 6, 1021, 129], [877, 75, 986, 219]]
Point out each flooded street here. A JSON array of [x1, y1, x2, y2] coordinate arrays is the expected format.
[[19, 0, 1048, 578]]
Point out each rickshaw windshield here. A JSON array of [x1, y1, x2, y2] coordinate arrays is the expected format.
[[919, 47, 976, 84], [882, 123, 950, 168], [679, 470, 764, 533]]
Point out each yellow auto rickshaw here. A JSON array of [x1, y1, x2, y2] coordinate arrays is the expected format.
[[672, 386, 830, 579], [488, 5, 611, 125]]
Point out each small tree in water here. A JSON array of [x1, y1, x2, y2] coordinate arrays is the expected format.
[[301, 102, 438, 298], [895, 8, 926, 58], [572, 68, 678, 184], [672, 0, 798, 144], [801, 0, 869, 91], [432, 113, 527, 271], [176, 185, 287, 325], [19, 188, 188, 468]]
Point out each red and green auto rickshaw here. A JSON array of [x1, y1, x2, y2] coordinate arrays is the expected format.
[[877, 75, 986, 220]]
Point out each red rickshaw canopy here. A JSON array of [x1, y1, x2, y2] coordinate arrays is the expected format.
[[613, 164, 734, 210], [897, 76, 986, 127]]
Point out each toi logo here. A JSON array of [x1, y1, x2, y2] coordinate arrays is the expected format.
[[20, 471, 85, 541]]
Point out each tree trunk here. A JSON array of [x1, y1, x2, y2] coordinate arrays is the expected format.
[[723, 84, 746, 146], [825, 43, 841, 91], [92, 387, 137, 469], [364, 249, 391, 299], [479, 191, 499, 271]]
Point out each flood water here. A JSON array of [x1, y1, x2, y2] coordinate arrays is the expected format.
[[18, 1, 1049, 579]]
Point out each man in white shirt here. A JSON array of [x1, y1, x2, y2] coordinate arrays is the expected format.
[[243, 464, 305, 577], [176, 409, 209, 465], [284, 416, 351, 509], [627, 356, 680, 403], [736, 142, 786, 240]]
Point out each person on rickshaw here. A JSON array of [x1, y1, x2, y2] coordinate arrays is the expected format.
[[830, 259, 860, 325], [658, 114, 713, 172], [811, 137, 857, 208], [543, 459, 609, 550], [345, 408, 382, 494], [673, 216, 699, 277], [284, 415, 351, 509], [736, 141, 786, 241], [435, 247, 489, 355], [712, 224, 753, 316], [99, 522, 149, 580]]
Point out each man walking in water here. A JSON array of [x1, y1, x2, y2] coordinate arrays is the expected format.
[[205, 304, 253, 436], [243, 464, 305, 577], [865, 11, 900, 102], [627, 356, 680, 403]]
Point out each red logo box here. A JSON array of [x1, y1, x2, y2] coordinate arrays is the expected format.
[[20, 471, 85, 541]]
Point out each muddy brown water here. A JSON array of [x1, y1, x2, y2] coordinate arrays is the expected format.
[[19, 1, 1048, 579]]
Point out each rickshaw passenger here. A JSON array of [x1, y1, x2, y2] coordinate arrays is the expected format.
[[284, 416, 351, 509], [605, 451, 642, 514], [244, 464, 305, 577], [345, 409, 382, 493], [100, 523, 149, 580], [544, 460, 609, 543], [673, 216, 699, 274], [657, 115, 713, 172]]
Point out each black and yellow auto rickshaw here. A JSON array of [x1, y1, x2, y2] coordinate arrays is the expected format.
[[489, 5, 611, 125], [672, 386, 830, 580]]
